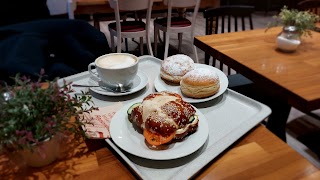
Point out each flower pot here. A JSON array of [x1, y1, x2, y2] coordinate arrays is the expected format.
[[20, 135, 60, 167], [276, 26, 301, 52]]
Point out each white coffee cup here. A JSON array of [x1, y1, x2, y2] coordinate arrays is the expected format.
[[88, 53, 139, 88]]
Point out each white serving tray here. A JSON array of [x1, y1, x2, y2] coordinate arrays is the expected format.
[[61, 55, 271, 180]]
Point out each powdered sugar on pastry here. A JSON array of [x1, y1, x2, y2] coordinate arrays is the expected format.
[[160, 54, 195, 83], [180, 68, 220, 98], [183, 68, 219, 83], [161, 54, 195, 76]]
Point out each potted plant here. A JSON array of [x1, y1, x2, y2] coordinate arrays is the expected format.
[[266, 6, 320, 52], [0, 71, 98, 167]]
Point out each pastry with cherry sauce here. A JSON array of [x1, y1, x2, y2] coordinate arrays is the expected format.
[[127, 91, 199, 148]]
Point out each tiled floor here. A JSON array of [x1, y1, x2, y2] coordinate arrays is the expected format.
[[97, 11, 320, 168], [287, 108, 320, 168]]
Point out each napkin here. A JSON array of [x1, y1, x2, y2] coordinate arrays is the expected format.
[[81, 102, 123, 139]]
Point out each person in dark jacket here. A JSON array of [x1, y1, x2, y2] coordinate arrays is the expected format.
[[0, 19, 111, 84]]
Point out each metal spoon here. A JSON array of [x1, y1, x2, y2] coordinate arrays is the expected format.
[[99, 83, 130, 93], [72, 84, 99, 88], [72, 83, 130, 93]]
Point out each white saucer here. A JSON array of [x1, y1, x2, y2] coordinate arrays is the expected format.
[[88, 71, 148, 96], [110, 100, 209, 160], [154, 64, 229, 103]]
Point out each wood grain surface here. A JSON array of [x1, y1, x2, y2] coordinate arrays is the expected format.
[[194, 27, 320, 112], [74, 0, 220, 15], [1, 125, 319, 179]]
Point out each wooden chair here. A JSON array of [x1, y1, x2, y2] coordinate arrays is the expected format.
[[203, 5, 254, 89], [153, 0, 201, 62], [203, 5, 254, 74], [108, 0, 154, 56], [297, 0, 320, 15]]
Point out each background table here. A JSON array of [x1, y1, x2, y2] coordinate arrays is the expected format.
[[74, 0, 221, 29], [74, 0, 221, 14], [194, 27, 320, 141]]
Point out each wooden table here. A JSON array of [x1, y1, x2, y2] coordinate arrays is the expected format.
[[194, 27, 320, 141], [1, 125, 319, 179], [74, 0, 221, 29], [74, 0, 221, 14]]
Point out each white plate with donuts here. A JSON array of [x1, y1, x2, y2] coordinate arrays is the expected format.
[[155, 64, 228, 103], [110, 100, 209, 160]]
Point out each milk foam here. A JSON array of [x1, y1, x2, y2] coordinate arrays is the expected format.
[[97, 54, 136, 69]]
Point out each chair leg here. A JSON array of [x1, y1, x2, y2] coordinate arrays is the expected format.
[[164, 32, 170, 59], [110, 34, 115, 52], [193, 46, 199, 63], [158, 30, 163, 43], [228, 67, 231, 75], [178, 33, 182, 53], [94, 19, 100, 30], [139, 37, 144, 55], [154, 25, 159, 57], [125, 38, 129, 52], [205, 53, 210, 65], [146, 30, 153, 56], [220, 61, 223, 72], [117, 36, 122, 53], [155, 18, 163, 43], [191, 32, 198, 63]]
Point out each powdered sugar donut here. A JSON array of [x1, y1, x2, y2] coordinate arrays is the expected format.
[[180, 68, 220, 98], [160, 54, 195, 83]]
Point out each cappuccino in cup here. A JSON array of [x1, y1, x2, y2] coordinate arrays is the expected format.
[[88, 53, 139, 89], [96, 54, 137, 69]]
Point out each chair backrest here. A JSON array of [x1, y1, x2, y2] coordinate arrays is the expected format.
[[203, 5, 255, 35], [108, 0, 154, 55], [47, 0, 76, 19], [163, 0, 198, 8], [297, 0, 320, 15], [164, 0, 201, 31], [108, 0, 153, 31], [109, 0, 151, 11], [203, 5, 254, 75]]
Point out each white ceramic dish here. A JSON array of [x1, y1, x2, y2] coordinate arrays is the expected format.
[[110, 100, 209, 160], [154, 64, 229, 103], [276, 35, 301, 52], [88, 71, 148, 96]]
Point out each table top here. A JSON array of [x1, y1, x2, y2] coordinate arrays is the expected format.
[[74, 0, 220, 14], [1, 125, 319, 179], [1, 55, 319, 179], [194, 27, 320, 112], [74, 0, 167, 15], [76, 0, 163, 6]]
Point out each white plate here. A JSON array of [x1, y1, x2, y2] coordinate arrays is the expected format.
[[154, 64, 229, 103], [110, 101, 209, 160], [88, 71, 148, 96]]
